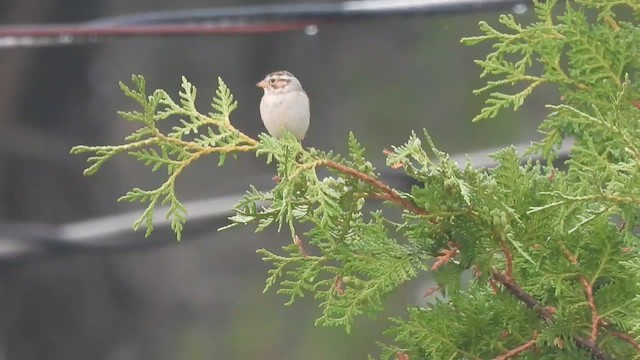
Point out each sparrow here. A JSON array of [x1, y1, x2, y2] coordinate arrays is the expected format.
[[256, 71, 310, 141]]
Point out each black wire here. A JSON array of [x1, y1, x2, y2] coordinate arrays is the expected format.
[[0, 0, 533, 48], [88, 0, 527, 25]]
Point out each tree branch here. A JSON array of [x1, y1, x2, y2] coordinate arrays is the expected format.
[[320, 160, 429, 216], [493, 332, 538, 360], [579, 276, 600, 341], [322, 153, 633, 360], [491, 270, 555, 321], [497, 236, 514, 282], [560, 243, 638, 352], [318, 155, 625, 359], [491, 270, 613, 360], [610, 332, 640, 352], [432, 242, 460, 271]]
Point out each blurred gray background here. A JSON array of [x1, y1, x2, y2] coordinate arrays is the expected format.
[[0, 0, 553, 359]]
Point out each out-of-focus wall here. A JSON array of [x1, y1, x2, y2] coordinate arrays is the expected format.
[[0, 1, 551, 359]]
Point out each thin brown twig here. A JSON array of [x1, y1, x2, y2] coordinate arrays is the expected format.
[[579, 276, 600, 341], [561, 244, 578, 264], [604, 16, 621, 31], [333, 276, 345, 295], [493, 332, 538, 360], [382, 149, 404, 169], [423, 286, 442, 298], [294, 235, 308, 258], [491, 270, 612, 360], [573, 336, 611, 360], [498, 238, 514, 282], [369, 192, 405, 205], [489, 277, 501, 294], [432, 242, 459, 271], [610, 332, 640, 352], [491, 270, 555, 321], [561, 245, 616, 347], [320, 160, 429, 216]]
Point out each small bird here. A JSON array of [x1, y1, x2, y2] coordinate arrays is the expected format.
[[256, 71, 310, 141]]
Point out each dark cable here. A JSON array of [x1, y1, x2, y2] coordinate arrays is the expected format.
[[0, 0, 532, 48]]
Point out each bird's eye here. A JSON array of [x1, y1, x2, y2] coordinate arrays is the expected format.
[[269, 78, 276, 84]]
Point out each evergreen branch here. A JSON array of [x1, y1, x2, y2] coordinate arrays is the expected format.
[[119, 146, 207, 239], [610, 332, 640, 352], [422, 285, 442, 299], [559, 238, 640, 357], [431, 242, 459, 271], [491, 270, 555, 321], [71, 138, 158, 175], [573, 337, 613, 360], [292, 156, 428, 217], [294, 235, 309, 258], [320, 160, 428, 216], [70, 2, 640, 357], [471, 79, 546, 122], [579, 276, 600, 342], [492, 331, 538, 360], [491, 270, 613, 360], [473, 75, 546, 94], [547, 104, 640, 158], [498, 236, 514, 282], [528, 193, 640, 213], [116, 140, 256, 240], [562, 7, 623, 88], [72, 75, 258, 239], [603, 16, 621, 31]]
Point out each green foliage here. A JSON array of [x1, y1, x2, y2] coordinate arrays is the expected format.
[[71, 75, 255, 240], [72, 0, 640, 358]]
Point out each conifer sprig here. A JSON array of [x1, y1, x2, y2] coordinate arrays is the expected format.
[[71, 75, 257, 240], [71, 0, 640, 358]]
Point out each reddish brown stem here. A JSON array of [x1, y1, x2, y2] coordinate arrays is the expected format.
[[561, 244, 578, 264], [491, 270, 612, 360], [432, 242, 459, 271], [579, 276, 600, 341], [321, 160, 428, 216], [498, 239, 514, 282], [423, 286, 442, 298], [493, 332, 538, 360], [610, 332, 640, 351], [294, 235, 308, 258], [491, 270, 555, 321], [333, 276, 345, 295]]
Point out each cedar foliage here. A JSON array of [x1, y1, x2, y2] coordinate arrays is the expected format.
[[71, 1, 640, 358]]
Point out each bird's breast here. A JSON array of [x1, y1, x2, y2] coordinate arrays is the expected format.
[[260, 91, 310, 140]]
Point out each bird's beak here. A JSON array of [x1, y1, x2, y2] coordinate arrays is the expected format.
[[256, 80, 268, 88]]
